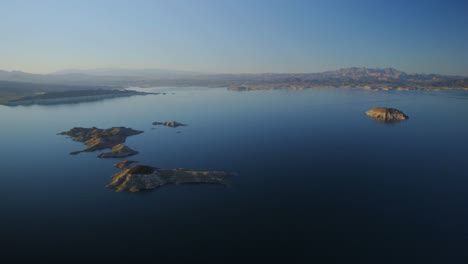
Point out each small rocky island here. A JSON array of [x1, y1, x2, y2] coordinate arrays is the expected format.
[[114, 160, 138, 169], [366, 107, 408, 122], [107, 165, 231, 192], [97, 144, 138, 158], [59, 127, 143, 155], [152, 121, 187, 127]]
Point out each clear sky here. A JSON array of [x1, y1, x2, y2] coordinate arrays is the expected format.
[[1, 0, 467, 75]]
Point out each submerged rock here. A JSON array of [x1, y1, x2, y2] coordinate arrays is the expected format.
[[59, 127, 143, 155], [113, 160, 138, 169], [107, 165, 231, 192], [98, 144, 138, 158], [366, 107, 408, 122], [152, 121, 187, 127]]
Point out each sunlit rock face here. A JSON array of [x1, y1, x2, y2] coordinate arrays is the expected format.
[[107, 165, 232, 192], [58, 127, 143, 155], [366, 107, 408, 122], [97, 144, 138, 158], [113, 160, 138, 169]]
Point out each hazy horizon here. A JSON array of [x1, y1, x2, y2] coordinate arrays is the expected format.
[[2, 0, 468, 76], [1, 66, 467, 77]]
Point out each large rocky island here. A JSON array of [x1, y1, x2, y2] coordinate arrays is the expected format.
[[107, 165, 232, 192], [366, 107, 409, 122], [59, 127, 143, 155]]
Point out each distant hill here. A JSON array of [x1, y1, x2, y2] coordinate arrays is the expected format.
[[51, 68, 207, 77], [328, 67, 408, 80], [0, 67, 467, 93]]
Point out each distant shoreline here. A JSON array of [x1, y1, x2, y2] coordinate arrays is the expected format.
[[2, 89, 150, 106], [226, 84, 468, 92]]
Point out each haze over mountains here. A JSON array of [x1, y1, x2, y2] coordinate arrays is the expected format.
[[1, 67, 467, 96], [52, 68, 208, 77]]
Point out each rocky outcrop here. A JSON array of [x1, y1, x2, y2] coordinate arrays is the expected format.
[[152, 121, 187, 127], [113, 160, 138, 169], [107, 165, 231, 192], [366, 107, 408, 122], [58, 127, 143, 155], [97, 144, 138, 158]]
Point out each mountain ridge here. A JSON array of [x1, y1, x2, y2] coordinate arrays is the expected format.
[[0, 67, 467, 94], [1, 66, 465, 79]]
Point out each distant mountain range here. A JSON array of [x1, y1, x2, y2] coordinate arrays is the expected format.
[[0, 67, 467, 95], [51, 68, 209, 77]]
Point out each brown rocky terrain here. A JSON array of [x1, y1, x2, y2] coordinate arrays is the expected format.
[[97, 144, 138, 158], [59, 127, 143, 155], [107, 165, 231, 192], [366, 107, 408, 122], [113, 160, 138, 169]]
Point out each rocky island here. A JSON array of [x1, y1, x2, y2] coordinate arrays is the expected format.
[[114, 160, 138, 169], [152, 121, 187, 127], [107, 165, 232, 192], [59, 127, 143, 155], [97, 144, 138, 158], [366, 107, 408, 122]]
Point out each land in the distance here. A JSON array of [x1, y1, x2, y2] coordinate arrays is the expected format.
[[1, 67, 467, 104], [3, 88, 148, 106], [225, 68, 468, 92]]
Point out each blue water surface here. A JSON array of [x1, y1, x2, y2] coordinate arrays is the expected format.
[[1, 87, 467, 263]]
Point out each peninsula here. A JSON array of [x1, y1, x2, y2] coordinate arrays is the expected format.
[[3, 89, 148, 106]]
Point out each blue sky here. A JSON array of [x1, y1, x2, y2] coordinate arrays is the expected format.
[[1, 0, 467, 75]]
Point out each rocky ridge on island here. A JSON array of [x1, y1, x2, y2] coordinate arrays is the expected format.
[[59, 127, 143, 155], [366, 107, 408, 122], [107, 165, 232, 192], [97, 144, 138, 158], [152, 121, 187, 127], [114, 160, 138, 169]]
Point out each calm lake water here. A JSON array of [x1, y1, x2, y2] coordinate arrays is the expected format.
[[1, 87, 468, 262]]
